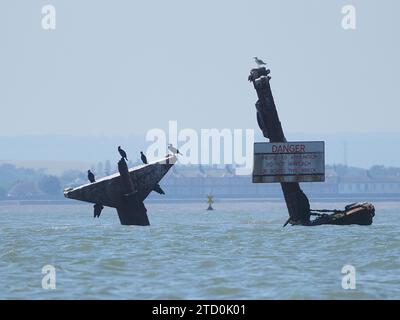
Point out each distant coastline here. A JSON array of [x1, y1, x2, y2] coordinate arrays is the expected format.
[[1, 194, 399, 206]]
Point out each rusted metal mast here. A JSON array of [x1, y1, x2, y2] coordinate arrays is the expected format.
[[249, 67, 311, 226]]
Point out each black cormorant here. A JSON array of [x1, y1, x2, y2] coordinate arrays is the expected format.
[[87, 170, 95, 183], [118, 146, 128, 161], [140, 151, 148, 164]]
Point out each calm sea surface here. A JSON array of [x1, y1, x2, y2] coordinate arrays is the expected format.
[[0, 201, 399, 299]]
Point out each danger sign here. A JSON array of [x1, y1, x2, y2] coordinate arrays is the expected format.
[[253, 141, 325, 183]]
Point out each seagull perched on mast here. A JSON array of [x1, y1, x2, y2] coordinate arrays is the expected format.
[[254, 57, 267, 66], [168, 144, 182, 155]]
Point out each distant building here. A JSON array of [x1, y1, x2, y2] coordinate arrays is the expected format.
[[151, 165, 400, 199]]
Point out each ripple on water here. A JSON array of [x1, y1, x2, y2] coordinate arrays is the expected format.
[[0, 203, 399, 299]]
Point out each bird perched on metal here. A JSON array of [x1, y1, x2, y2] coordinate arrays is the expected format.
[[254, 57, 267, 66], [118, 146, 128, 161], [87, 170, 95, 183], [140, 151, 148, 164], [168, 144, 182, 155]]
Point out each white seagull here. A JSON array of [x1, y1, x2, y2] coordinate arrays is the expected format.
[[168, 144, 182, 155], [254, 57, 267, 66]]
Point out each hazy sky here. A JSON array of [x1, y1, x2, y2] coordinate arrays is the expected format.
[[0, 0, 399, 136]]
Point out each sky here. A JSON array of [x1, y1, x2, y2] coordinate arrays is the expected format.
[[0, 0, 399, 138]]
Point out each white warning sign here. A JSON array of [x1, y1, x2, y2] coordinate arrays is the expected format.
[[253, 141, 325, 183]]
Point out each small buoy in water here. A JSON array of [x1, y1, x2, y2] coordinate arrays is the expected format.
[[207, 193, 214, 211]]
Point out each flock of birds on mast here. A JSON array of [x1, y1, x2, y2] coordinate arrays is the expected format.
[[87, 144, 182, 183]]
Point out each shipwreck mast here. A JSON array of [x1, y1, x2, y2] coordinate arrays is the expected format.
[[248, 66, 375, 226], [248, 67, 311, 225]]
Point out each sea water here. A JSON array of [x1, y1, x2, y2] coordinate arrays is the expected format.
[[0, 201, 399, 299]]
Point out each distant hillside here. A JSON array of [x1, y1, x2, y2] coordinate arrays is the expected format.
[[1, 132, 399, 169], [0, 134, 148, 163], [284, 132, 400, 168], [0, 160, 91, 175]]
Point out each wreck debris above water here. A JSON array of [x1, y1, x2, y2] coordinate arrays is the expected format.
[[64, 155, 176, 226], [248, 66, 375, 226]]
